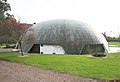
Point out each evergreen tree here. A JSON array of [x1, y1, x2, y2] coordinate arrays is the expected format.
[[0, 0, 11, 19]]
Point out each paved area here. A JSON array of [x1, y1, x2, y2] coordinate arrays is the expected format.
[[0, 48, 13, 52]]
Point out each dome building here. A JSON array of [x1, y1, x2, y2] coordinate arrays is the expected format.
[[21, 19, 109, 54]]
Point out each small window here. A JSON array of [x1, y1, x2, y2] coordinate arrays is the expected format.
[[41, 52, 43, 54], [53, 53, 55, 54], [41, 45, 43, 47]]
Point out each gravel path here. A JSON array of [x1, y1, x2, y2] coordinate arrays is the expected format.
[[0, 48, 13, 52], [0, 60, 104, 82]]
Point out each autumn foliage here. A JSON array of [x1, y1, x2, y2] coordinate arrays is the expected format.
[[0, 17, 32, 43]]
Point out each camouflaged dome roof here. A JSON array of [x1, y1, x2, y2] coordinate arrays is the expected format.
[[22, 19, 109, 54]]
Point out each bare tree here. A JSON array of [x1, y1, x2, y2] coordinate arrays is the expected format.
[[8, 18, 33, 56], [0, 17, 33, 56], [0, 16, 34, 56]]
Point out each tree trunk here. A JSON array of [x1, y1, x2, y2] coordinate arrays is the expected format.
[[19, 42, 24, 56]]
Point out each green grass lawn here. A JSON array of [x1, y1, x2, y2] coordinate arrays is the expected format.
[[0, 52, 120, 81], [108, 42, 120, 46], [0, 44, 6, 47]]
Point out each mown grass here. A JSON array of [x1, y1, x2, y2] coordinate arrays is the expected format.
[[108, 42, 120, 46], [0, 52, 120, 81]]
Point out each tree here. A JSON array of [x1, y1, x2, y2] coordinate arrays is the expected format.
[[0, 1, 34, 56], [0, 16, 33, 56], [0, 16, 15, 44], [0, 0, 12, 43], [7, 17, 33, 56], [0, 0, 11, 19]]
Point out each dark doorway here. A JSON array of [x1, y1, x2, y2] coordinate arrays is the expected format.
[[29, 44, 40, 53], [81, 44, 105, 54]]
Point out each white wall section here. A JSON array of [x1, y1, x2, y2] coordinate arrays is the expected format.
[[40, 45, 65, 54]]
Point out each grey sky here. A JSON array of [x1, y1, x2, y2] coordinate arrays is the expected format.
[[8, 0, 120, 37]]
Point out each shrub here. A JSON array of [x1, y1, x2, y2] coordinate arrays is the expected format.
[[92, 53, 106, 57]]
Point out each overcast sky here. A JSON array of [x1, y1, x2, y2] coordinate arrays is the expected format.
[[8, 0, 120, 37]]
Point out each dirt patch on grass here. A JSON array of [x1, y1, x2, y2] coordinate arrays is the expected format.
[[87, 55, 108, 59], [18, 55, 29, 58]]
